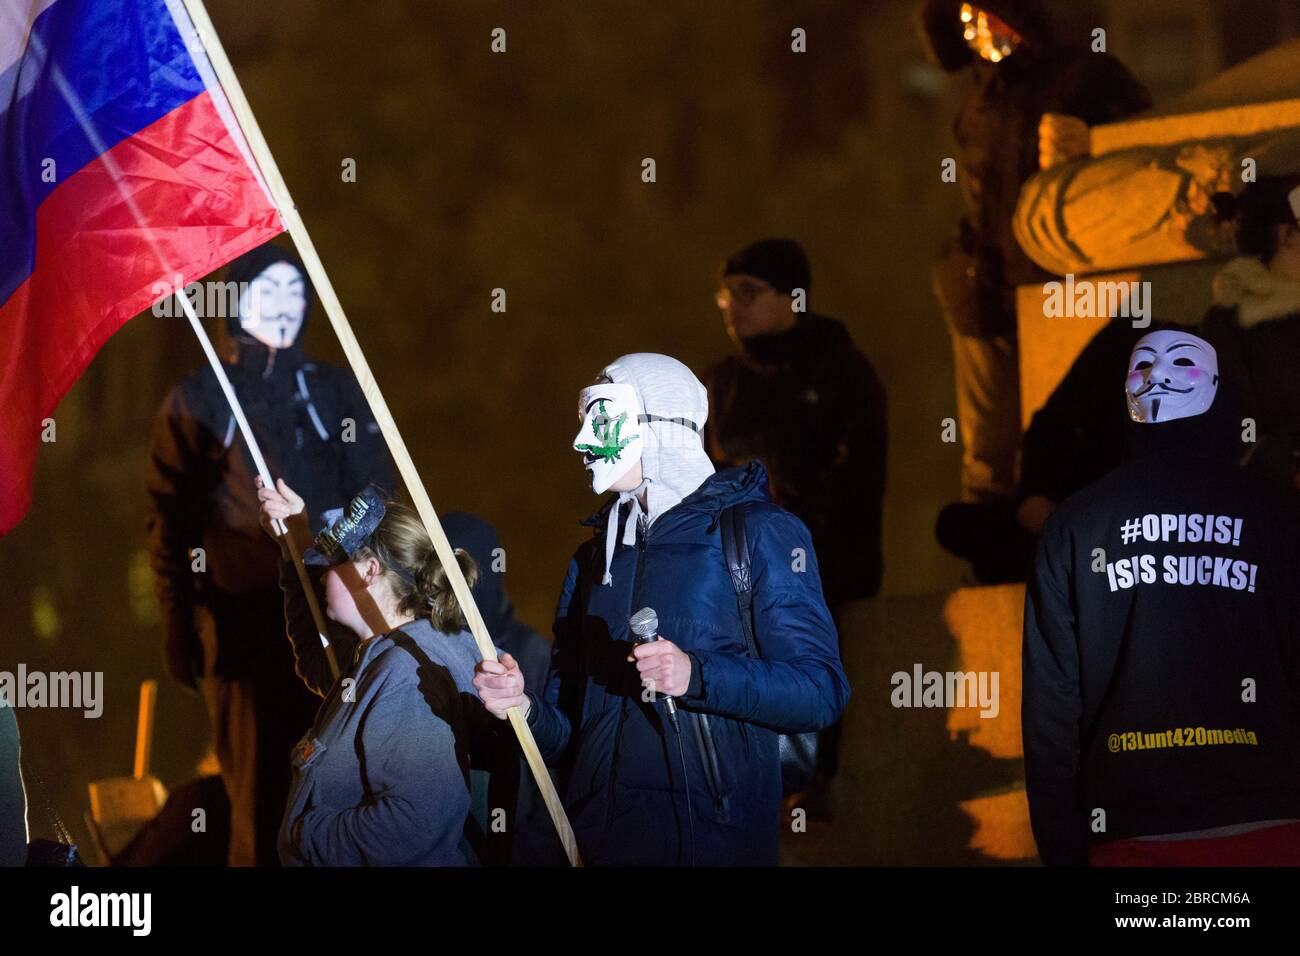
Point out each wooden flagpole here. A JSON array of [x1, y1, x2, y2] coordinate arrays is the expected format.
[[177, 0, 582, 866]]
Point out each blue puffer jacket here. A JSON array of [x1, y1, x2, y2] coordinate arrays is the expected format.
[[527, 460, 850, 865]]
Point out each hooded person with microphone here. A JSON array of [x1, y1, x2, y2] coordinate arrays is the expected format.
[[473, 353, 849, 865]]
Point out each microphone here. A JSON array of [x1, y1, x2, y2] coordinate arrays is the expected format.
[[629, 606, 680, 733]]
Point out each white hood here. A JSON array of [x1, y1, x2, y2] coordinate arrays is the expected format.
[[595, 353, 715, 585]]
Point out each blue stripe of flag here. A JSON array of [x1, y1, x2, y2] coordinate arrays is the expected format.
[[0, 0, 204, 306]]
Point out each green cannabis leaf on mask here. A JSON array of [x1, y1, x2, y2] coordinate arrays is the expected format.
[[577, 399, 635, 462]]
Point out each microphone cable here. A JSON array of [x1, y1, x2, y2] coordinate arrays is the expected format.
[[670, 715, 696, 868]]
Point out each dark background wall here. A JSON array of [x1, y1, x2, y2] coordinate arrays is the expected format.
[[3, 0, 1288, 857]]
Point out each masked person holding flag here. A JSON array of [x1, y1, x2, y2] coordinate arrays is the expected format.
[[1023, 330, 1300, 866], [257, 479, 484, 866], [474, 353, 849, 866], [145, 241, 395, 866]]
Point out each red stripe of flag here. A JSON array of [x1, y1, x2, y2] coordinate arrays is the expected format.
[[0, 90, 282, 534]]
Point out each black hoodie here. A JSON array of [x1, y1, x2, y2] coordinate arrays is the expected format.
[[1022, 383, 1300, 865]]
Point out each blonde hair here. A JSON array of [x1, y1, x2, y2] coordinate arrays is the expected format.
[[354, 501, 478, 633]]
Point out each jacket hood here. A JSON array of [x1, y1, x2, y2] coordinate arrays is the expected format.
[[221, 242, 314, 375], [599, 353, 716, 528], [583, 353, 717, 586], [916, 0, 1055, 72], [583, 458, 772, 530], [441, 511, 513, 637], [680, 459, 773, 529], [1211, 256, 1300, 328]]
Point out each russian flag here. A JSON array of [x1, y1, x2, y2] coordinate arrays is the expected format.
[[0, 0, 283, 534]]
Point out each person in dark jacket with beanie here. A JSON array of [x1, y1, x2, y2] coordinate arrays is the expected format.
[[919, 0, 1150, 505], [144, 241, 396, 865], [707, 239, 887, 607], [1203, 175, 1300, 492], [1023, 329, 1300, 866], [706, 238, 885, 818], [475, 353, 850, 865]]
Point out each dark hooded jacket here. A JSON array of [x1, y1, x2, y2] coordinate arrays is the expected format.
[[442, 510, 556, 865], [526, 460, 849, 866], [706, 313, 887, 608], [919, 0, 1151, 337], [145, 243, 396, 686], [442, 511, 552, 695], [1023, 383, 1300, 865]]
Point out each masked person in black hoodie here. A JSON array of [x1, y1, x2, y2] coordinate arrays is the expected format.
[[1023, 328, 1300, 866], [145, 241, 395, 865]]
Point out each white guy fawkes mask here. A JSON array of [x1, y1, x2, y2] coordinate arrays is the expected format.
[[237, 261, 306, 349], [574, 383, 644, 494], [1125, 330, 1219, 424]]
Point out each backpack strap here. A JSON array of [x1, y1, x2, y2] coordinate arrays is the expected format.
[[295, 368, 330, 442], [719, 503, 758, 658]]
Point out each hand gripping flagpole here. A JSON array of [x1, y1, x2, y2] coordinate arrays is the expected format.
[[177, 0, 583, 866]]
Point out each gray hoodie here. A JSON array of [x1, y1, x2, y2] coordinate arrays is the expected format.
[[276, 561, 484, 866]]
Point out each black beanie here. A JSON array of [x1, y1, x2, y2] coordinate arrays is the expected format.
[[223, 241, 314, 341], [723, 238, 811, 296]]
